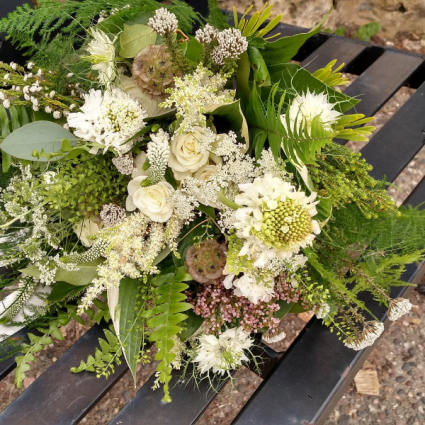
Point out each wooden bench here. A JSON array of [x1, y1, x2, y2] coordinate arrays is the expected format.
[[1, 1, 425, 423]]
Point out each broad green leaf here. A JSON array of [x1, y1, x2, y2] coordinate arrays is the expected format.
[[268, 63, 359, 113], [186, 37, 203, 63], [119, 23, 157, 58], [1, 121, 78, 162], [248, 46, 271, 87], [108, 277, 145, 385], [262, 12, 328, 65], [274, 300, 295, 319], [178, 309, 204, 341], [289, 303, 308, 314], [47, 281, 89, 302], [206, 100, 249, 150], [236, 51, 251, 109], [316, 197, 333, 223]]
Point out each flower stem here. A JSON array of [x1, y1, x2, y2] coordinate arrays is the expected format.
[[218, 189, 241, 210]]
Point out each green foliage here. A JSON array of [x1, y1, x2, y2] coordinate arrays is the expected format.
[[207, 0, 230, 30], [1, 121, 78, 162], [309, 142, 399, 217], [14, 312, 70, 388], [43, 154, 130, 223], [274, 300, 295, 319], [0, 104, 33, 173], [355, 22, 380, 42], [335, 26, 346, 36], [178, 309, 204, 342], [47, 282, 90, 302], [144, 266, 193, 403], [119, 22, 157, 58], [111, 277, 146, 385], [234, 4, 282, 40], [261, 12, 328, 65], [312, 60, 349, 87], [0, 0, 200, 70], [70, 326, 123, 378], [247, 46, 271, 87]]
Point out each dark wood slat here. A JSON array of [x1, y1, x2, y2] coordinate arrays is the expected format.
[[108, 340, 280, 425], [0, 329, 31, 380], [247, 341, 281, 378], [109, 365, 227, 425], [343, 50, 424, 118], [361, 81, 425, 181], [301, 36, 367, 73], [404, 177, 425, 209], [0, 325, 128, 425]]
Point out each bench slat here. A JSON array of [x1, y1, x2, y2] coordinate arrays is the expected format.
[[361, 81, 425, 181], [0, 329, 31, 380], [301, 36, 367, 73], [0, 325, 128, 425], [343, 50, 423, 118]]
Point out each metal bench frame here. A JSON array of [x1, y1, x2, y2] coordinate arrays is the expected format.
[[1, 0, 424, 423]]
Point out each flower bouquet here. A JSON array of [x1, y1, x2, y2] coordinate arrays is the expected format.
[[0, 0, 424, 403]]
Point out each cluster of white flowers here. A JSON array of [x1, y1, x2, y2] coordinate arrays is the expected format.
[[315, 303, 331, 319], [194, 327, 253, 375], [233, 174, 320, 267], [257, 149, 291, 181], [344, 321, 384, 351], [100, 203, 126, 227], [78, 214, 165, 312], [148, 8, 178, 35], [262, 328, 287, 344], [112, 155, 135, 175], [161, 64, 234, 134], [67, 88, 147, 154], [283, 90, 342, 134], [195, 24, 219, 44], [224, 272, 275, 304], [212, 28, 248, 65], [387, 298, 412, 321]]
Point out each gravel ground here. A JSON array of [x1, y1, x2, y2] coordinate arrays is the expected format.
[[1, 1, 425, 423]]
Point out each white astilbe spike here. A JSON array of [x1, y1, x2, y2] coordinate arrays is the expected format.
[[147, 129, 170, 184]]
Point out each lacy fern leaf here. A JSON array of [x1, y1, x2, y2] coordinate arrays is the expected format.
[[144, 266, 192, 403]]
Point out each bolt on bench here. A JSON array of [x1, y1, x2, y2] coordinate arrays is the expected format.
[[0, 0, 425, 424]]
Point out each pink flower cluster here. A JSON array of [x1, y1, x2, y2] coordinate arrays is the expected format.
[[187, 285, 280, 334]]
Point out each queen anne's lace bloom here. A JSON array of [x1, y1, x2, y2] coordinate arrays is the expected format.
[[387, 298, 412, 321], [233, 174, 320, 267], [344, 321, 384, 350], [67, 88, 147, 154], [194, 327, 253, 375], [148, 8, 178, 35], [283, 90, 342, 133]]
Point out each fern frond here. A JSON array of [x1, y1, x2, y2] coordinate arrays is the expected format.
[[144, 266, 192, 403]]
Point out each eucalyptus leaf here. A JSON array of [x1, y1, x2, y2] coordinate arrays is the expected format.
[[0, 121, 78, 162], [119, 23, 157, 58], [274, 300, 295, 319]]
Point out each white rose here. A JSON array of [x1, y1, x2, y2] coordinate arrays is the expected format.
[[74, 219, 102, 247], [126, 176, 174, 222], [168, 127, 210, 180]]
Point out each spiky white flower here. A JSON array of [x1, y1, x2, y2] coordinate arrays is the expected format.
[[148, 8, 178, 35], [223, 272, 275, 304], [387, 298, 412, 321], [84, 29, 117, 86], [283, 90, 342, 133], [344, 321, 384, 351], [194, 327, 253, 375], [67, 88, 147, 154], [233, 174, 320, 267], [147, 129, 170, 184]]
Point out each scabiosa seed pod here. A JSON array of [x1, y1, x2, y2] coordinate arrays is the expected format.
[[112, 154, 135, 175], [100, 203, 126, 227], [186, 239, 227, 284], [132, 44, 178, 100], [387, 298, 412, 321]]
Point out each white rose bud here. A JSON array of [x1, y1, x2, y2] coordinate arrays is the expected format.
[[168, 126, 210, 180], [126, 176, 174, 222]]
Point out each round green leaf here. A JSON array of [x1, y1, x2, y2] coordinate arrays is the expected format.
[[119, 23, 157, 58], [0, 121, 78, 162]]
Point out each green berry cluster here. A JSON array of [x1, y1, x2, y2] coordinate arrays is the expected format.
[[44, 154, 130, 223], [259, 199, 312, 248]]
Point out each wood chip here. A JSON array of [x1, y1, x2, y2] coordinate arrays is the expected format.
[[354, 368, 380, 396], [297, 311, 314, 322]]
